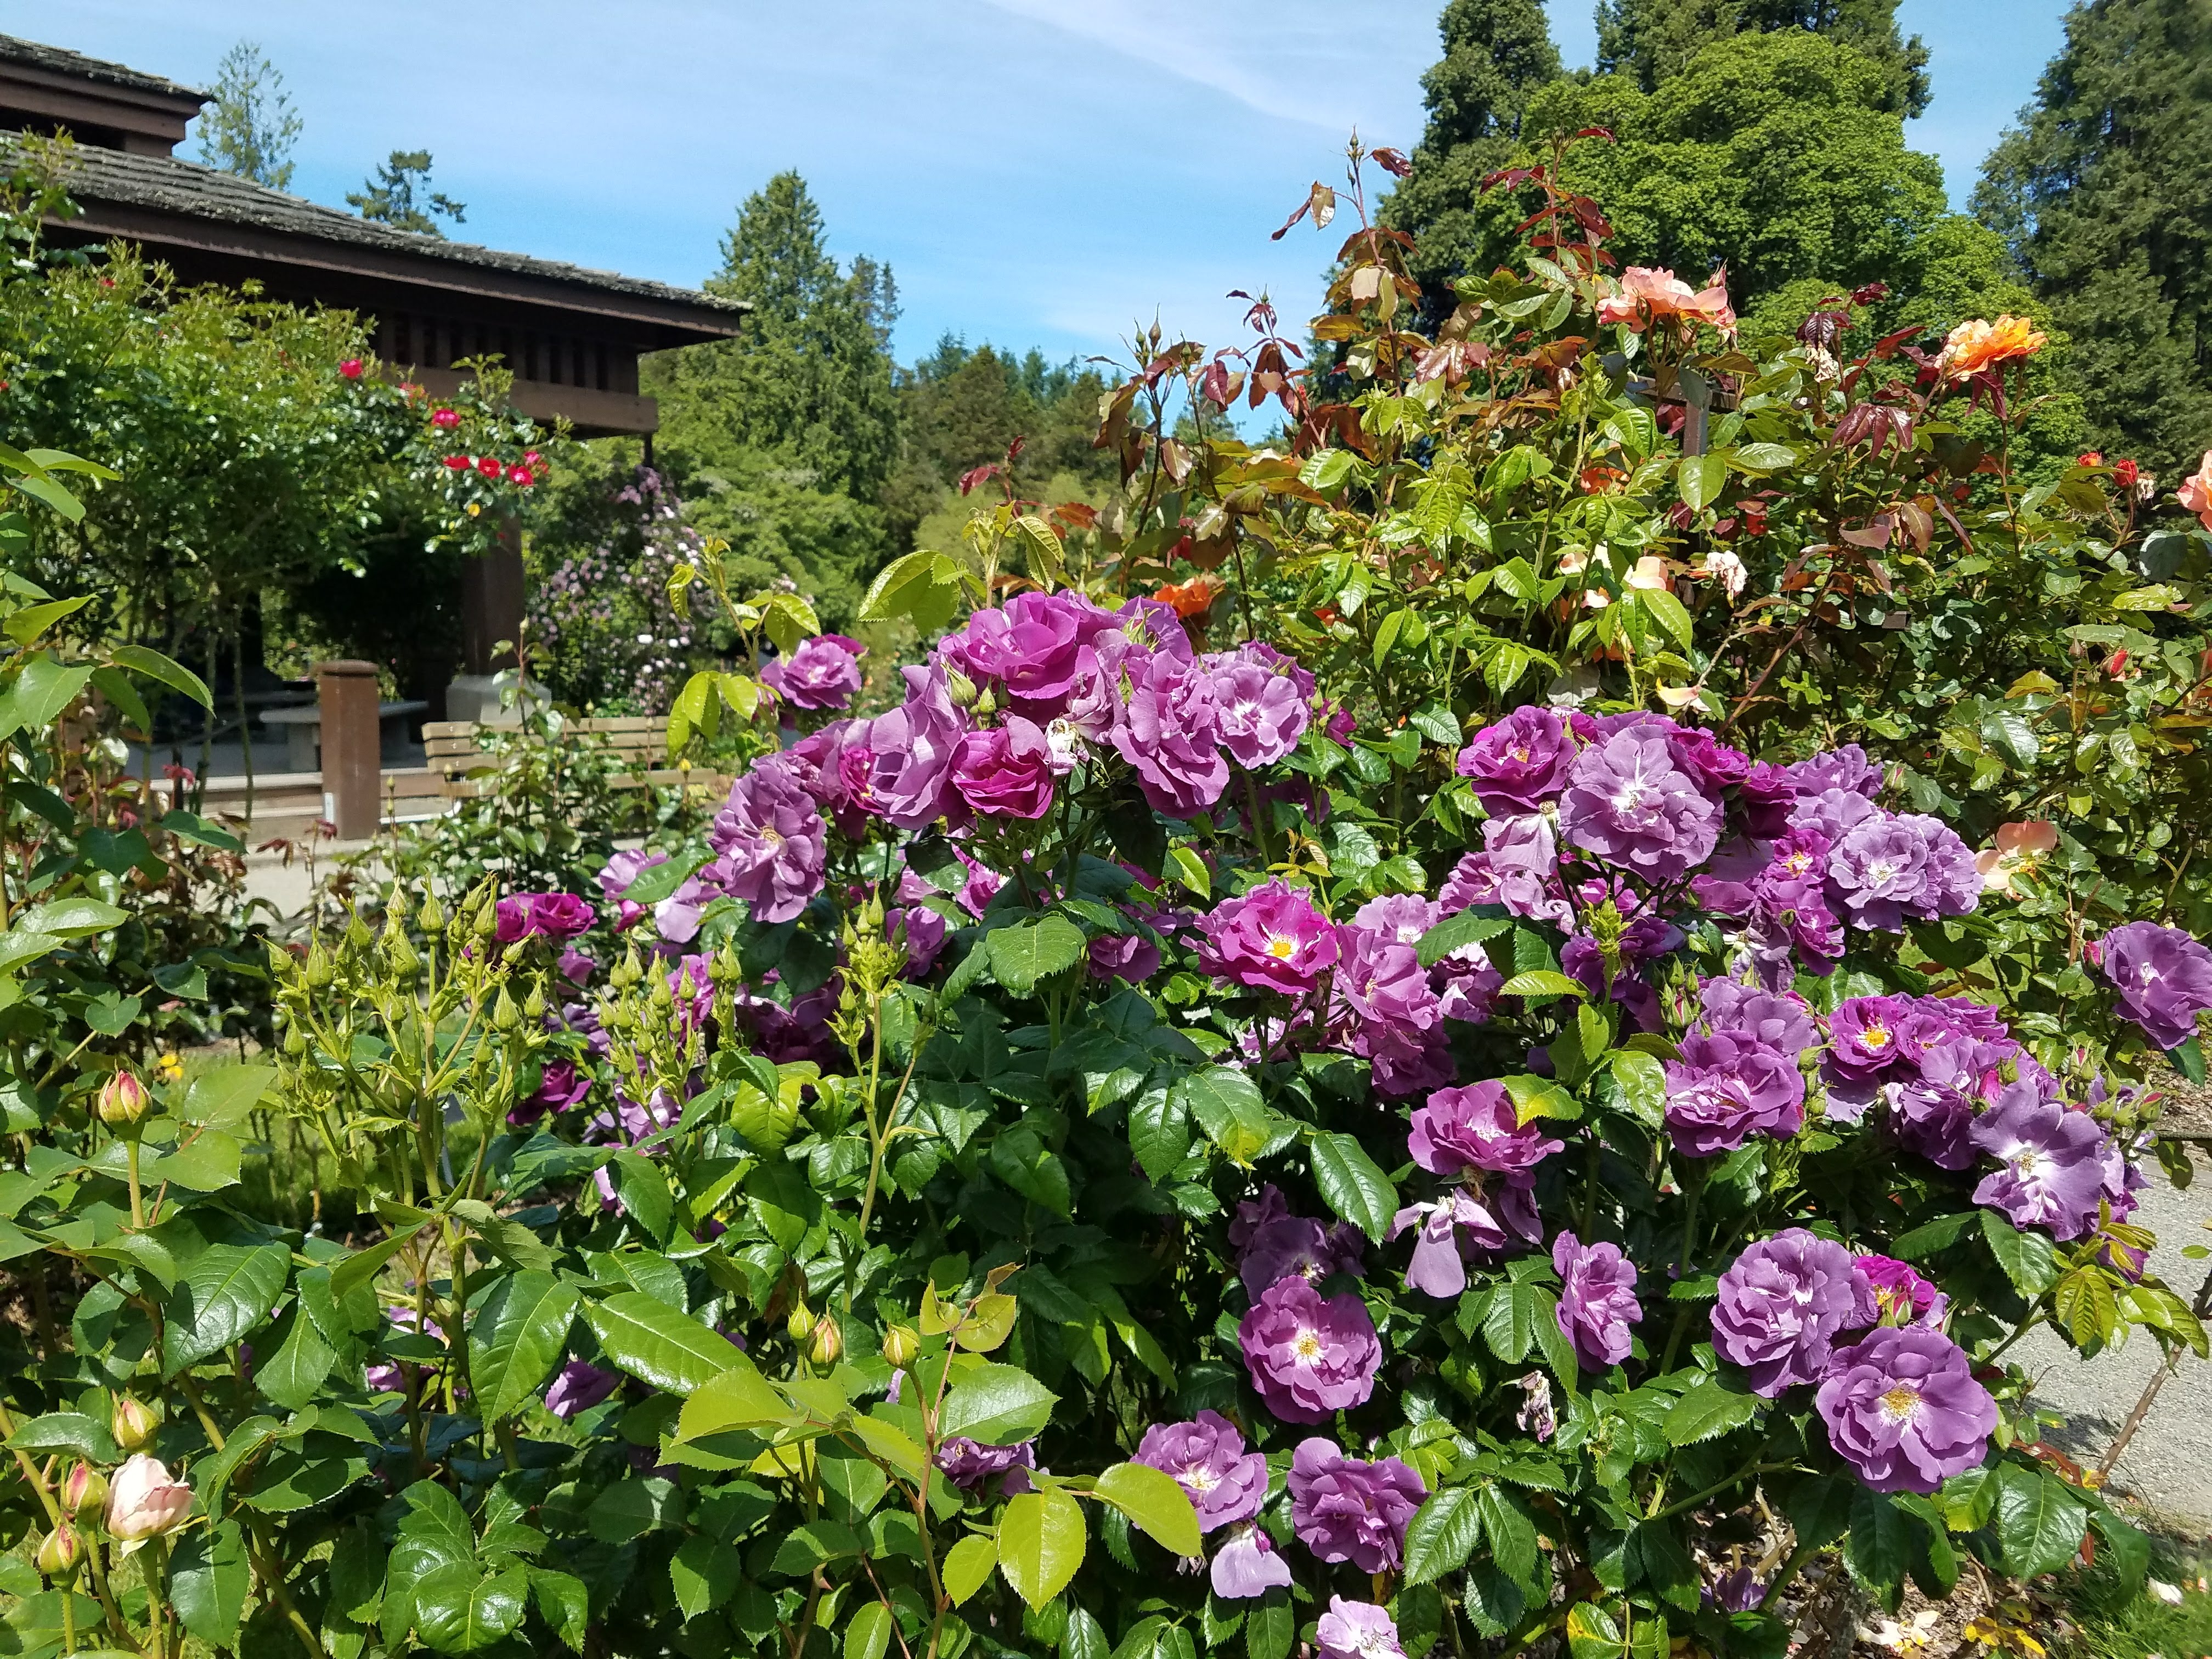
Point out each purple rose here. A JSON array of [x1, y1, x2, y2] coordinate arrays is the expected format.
[[1353, 894, 1438, 945], [856, 664, 969, 830], [1111, 652, 1229, 816], [545, 1359, 620, 1419], [1455, 706, 1575, 816], [1970, 1097, 2112, 1240], [1390, 1178, 1541, 1296], [933, 1437, 1036, 1495], [1828, 810, 1980, 932], [1560, 726, 1723, 882], [1242, 1214, 1367, 1297], [510, 1058, 590, 1127], [1289, 1438, 1426, 1571], [1712, 1229, 1865, 1396], [710, 757, 828, 924], [1334, 925, 1442, 1042], [1663, 1032, 1806, 1157], [496, 891, 597, 943], [1209, 1523, 1294, 1599], [950, 716, 1057, 820], [888, 899, 949, 976], [1317, 1599, 1405, 1659], [1440, 814, 1573, 927], [1562, 913, 1682, 1031], [1852, 1254, 1948, 1329], [940, 591, 1107, 712], [1662, 724, 1753, 794], [1552, 1230, 1641, 1368], [598, 848, 667, 930], [1205, 648, 1311, 767], [762, 633, 865, 711], [1699, 978, 1817, 1056], [1088, 929, 1160, 983], [1409, 1081, 1563, 1176], [1238, 1277, 1381, 1424], [2096, 921, 2212, 1051], [1135, 1410, 1268, 1531], [1888, 1037, 1988, 1170], [1816, 1327, 1996, 1493], [1782, 743, 1884, 801], [1198, 880, 1340, 996]]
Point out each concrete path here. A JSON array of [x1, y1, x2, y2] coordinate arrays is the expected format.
[[2018, 1158, 2212, 1527]]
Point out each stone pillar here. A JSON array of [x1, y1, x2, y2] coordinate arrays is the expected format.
[[315, 659, 381, 840]]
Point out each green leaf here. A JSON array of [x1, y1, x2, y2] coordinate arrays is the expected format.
[[1307, 1131, 1396, 1243], [1980, 1208, 2059, 1294], [256, 1300, 340, 1412], [669, 1534, 737, 1618], [939, 1363, 1058, 1445], [1677, 453, 1726, 513], [2171, 1036, 2205, 1087], [160, 809, 244, 852], [1638, 587, 1695, 653], [5, 1411, 116, 1464], [1166, 844, 1211, 900], [988, 916, 1087, 996], [587, 1475, 682, 1544], [109, 645, 212, 709], [1481, 1486, 1542, 1587], [583, 1290, 744, 1395], [1401, 1486, 1483, 1585], [1126, 1080, 1189, 1183], [164, 1242, 290, 1373], [1244, 1589, 1293, 1659], [170, 1519, 250, 1646], [1842, 1488, 1912, 1602], [414, 1564, 529, 1655], [1892, 1211, 1977, 1259], [1786, 1476, 1854, 1550], [1173, 1066, 1281, 1168], [329, 1223, 426, 1303], [1094, 1462, 1202, 1558], [943, 1532, 997, 1604], [531, 1568, 589, 1651], [1498, 969, 1587, 1000], [845, 1601, 894, 1659], [997, 1487, 1086, 1610], [858, 550, 964, 631], [16, 896, 128, 937], [178, 1063, 273, 1128], [1990, 1464, 2086, 1580], [470, 1271, 578, 1422], [1662, 1379, 1758, 1445], [3, 596, 89, 645], [448, 1199, 555, 1273], [1485, 1282, 1542, 1365], [0, 658, 91, 738], [1565, 1600, 1626, 1659]]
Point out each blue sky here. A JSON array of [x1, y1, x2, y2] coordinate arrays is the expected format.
[[15, 1, 2069, 372]]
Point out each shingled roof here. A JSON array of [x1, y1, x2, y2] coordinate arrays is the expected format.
[[39, 140, 746, 320], [0, 34, 206, 103]]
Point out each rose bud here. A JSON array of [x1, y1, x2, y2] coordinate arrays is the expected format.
[[808, 1318, 844, 1368], [60, 1461, 106, 1517], [97, 1070, 150, 1130], [104, 1454, 193, 1543], [35, 1525, 85, 1581], [881, 1325, 919, 1369], [110, 1394, 158, 1453], [786, 1302, 815, 1345]]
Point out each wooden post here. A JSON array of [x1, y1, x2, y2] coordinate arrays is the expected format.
[[315, 659, 381, 840], [461, 516, 526, 675]]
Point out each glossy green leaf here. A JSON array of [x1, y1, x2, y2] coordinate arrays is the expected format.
[[584, 1290, 745, 1395], [988, 916, 1087, 996], [170, 1519, 250, 1646], [1307, 1131, 1396, 1243], [943, 1531, 997, 1603], [470, 1271, 578, 1422], [997, 1486, 1086, 1610], [164, 1241, 289, 1373], [1991, 1463, 2087, 1580], [940, 1363, 1058, 1445], [1093, 1462, 1201, 1558], [1401, 1486, 1482, 1585]]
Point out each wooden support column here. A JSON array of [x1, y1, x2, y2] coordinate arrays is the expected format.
[[461, 516, 526, 676], [315, 659, 381, 840]]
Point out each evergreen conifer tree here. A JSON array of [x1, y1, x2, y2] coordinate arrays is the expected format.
[[1593, 0, 1929, 115], [195, 41, 302, 193], [1973, 0, 2211, 475]]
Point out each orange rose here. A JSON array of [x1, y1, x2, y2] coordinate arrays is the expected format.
[[2176, 449, 2212, 531], [1596, 266, 1735, 335], [1937, 315, 2047, 380], [1153, 575, 1220, 619]]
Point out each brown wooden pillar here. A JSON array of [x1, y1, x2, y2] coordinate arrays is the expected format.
[[315, 659, 381, 840], [461, 516, 526, 675]]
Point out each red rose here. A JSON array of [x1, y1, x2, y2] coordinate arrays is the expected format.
[[2114, 458, 2140, 489], [339, 359, 364, 380], [507, 465, 534, 486], [476, 455, 501, 478], [432, 408, 460, 429], [441, 455, 468, 471]]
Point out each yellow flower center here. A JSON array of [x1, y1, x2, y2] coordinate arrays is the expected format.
[[1864, 1022, 1891, 1051], [1265, 934, 1299, 961], [1879, 1383, 1922, 1424], [1291, 1328, 1324, 1363]]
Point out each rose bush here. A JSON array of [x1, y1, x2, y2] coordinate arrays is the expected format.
[[7, 144, 2212, 1659]]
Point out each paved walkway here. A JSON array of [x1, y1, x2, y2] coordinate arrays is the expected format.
[[2019, 1160, 2212, 1527]]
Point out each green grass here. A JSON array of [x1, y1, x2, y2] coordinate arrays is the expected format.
[[2054, 1535, 2212, 1659]]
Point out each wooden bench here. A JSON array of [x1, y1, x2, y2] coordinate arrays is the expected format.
[[421, 715, 732, 800]]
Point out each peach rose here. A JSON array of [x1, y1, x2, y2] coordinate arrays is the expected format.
[[1597, 266, 1735, 336], [2176, 450, 2212, 532], [1975, 821, 2058, 898], [104, 1454, 192, 1546]]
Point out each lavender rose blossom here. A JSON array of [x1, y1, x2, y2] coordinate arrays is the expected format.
[[710, 758, 828, 924], [1713, 1229, 1865, 1396], [761, 633, 865, 711], [1289, 1438, 1426, 1572], [1970, 1097, 2112, 1240], [1317, 1599, 1406, 1659], [1197, 880, 1340, 996], [1239, 1277, 1382, 1424], [933, 1437, 1036, 1495], [949, 716, 1057, 820], [1553, 1231, 1642, 1368], [1816, 1327, 1996, 1493], [1136, 1410, 1268, 1532], [1559, 725, 1723, 882], [2096, 921, 2212, 1051], [1409, 1082, 1564, 1176], [1454, 705, 1575, 816], [1663, 1032, 1806, 1156], [544, 1359, 620, 1419]]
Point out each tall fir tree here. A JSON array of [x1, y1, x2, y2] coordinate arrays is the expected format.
[[195, 41, 302, 192], [1973, 0, 2212, 476], [1381, 0, 1564, 321], [1593, 0, 1929, 114], [657, 172, 901, 503]]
